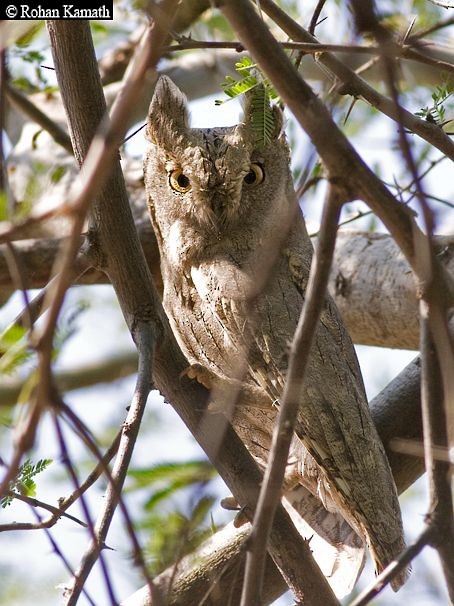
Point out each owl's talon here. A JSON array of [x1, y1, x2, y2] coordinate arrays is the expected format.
[[220, 496, 240, 511], [221, 496, 249, 527], [233, 509, 250, 528], [180, 363, 214, 389]]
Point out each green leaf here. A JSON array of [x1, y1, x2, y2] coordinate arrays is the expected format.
[[249, 85, 277, 148], [129, 460, 215, 488], [15, 24, 45, 47], [416, 75, 453, 126], [141, 496, 218, 575], [0, 324, 32, 377], [0, 190, 7, 221], [1, 458, 52, 508], [216, 54, 279, 110], [216, 56, 280, 147], [50, 165, 67, 184], [128, 460, 216, 511]]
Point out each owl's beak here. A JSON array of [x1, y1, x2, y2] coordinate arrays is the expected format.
[[211, 193, 227, 216], [210, 192, 234, 229]]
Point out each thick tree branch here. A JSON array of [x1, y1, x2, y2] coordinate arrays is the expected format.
[[45, 15, 174, 605], [2, 229, 453, 352], [330, 232, 454, 349]]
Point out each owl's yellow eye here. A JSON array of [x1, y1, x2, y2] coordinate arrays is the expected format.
[[169, 169, 191, 193], [244, 163, 264, 186]]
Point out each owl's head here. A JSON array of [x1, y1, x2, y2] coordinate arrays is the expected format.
[[144, 76, 295, 268]]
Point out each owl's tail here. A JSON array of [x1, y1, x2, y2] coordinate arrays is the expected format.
[[368, 534, 410, 592], [284, 485, 366, 598]]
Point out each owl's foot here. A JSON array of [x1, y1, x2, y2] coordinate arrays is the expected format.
[[180, 363, 215, 389], [221, 496, 249, 527], [182, 364, 274, 411]]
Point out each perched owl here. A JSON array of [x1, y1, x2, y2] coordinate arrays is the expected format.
[[144, 76, 407, 594]]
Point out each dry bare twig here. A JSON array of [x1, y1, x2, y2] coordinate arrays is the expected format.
[[240, 184, 344, 605]]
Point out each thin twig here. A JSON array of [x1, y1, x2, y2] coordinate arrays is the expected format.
[[1, 491, 87, 529], [3, 241, 33, 331], [159, 39, 454, 74], [64, 323, 162, 606], [349, 526, 435, 606], [389, 437, 452, 465], [240, 184, 344, 606], [53, 412, 118, 605], [420, 306, 454, 600], [5, 82, 73, 154], [409, 16, 454, 40], [428, 0, 454, 7], [309, 0, 328, 35]]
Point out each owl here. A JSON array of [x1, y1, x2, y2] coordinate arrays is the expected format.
[[144, 75, 407, 594]]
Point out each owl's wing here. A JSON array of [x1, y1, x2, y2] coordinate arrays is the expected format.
[[282, 248, 406, 587]]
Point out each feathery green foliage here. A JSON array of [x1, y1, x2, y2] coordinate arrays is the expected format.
[[128, 460, 218, 574], [216, 56, 280, 148], [416, 79, 453, 126], [1, 458, 53, 508]]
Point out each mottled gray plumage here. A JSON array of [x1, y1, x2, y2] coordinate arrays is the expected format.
[[144, 76, 407, 593]]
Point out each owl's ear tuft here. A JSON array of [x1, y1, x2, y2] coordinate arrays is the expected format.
[[146, 76, 190, 147], [242, 85, 284, 148]]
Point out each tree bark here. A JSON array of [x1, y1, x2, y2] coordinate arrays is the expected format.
[[1, 228, 453, 351]]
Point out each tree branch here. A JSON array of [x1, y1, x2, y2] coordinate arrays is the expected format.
[[1, 228, 453, 353], [420, 306, 454, 600], [258, 0, 454, 162]]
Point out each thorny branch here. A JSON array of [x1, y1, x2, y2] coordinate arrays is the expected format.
[[45, 11, 177, 605]]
